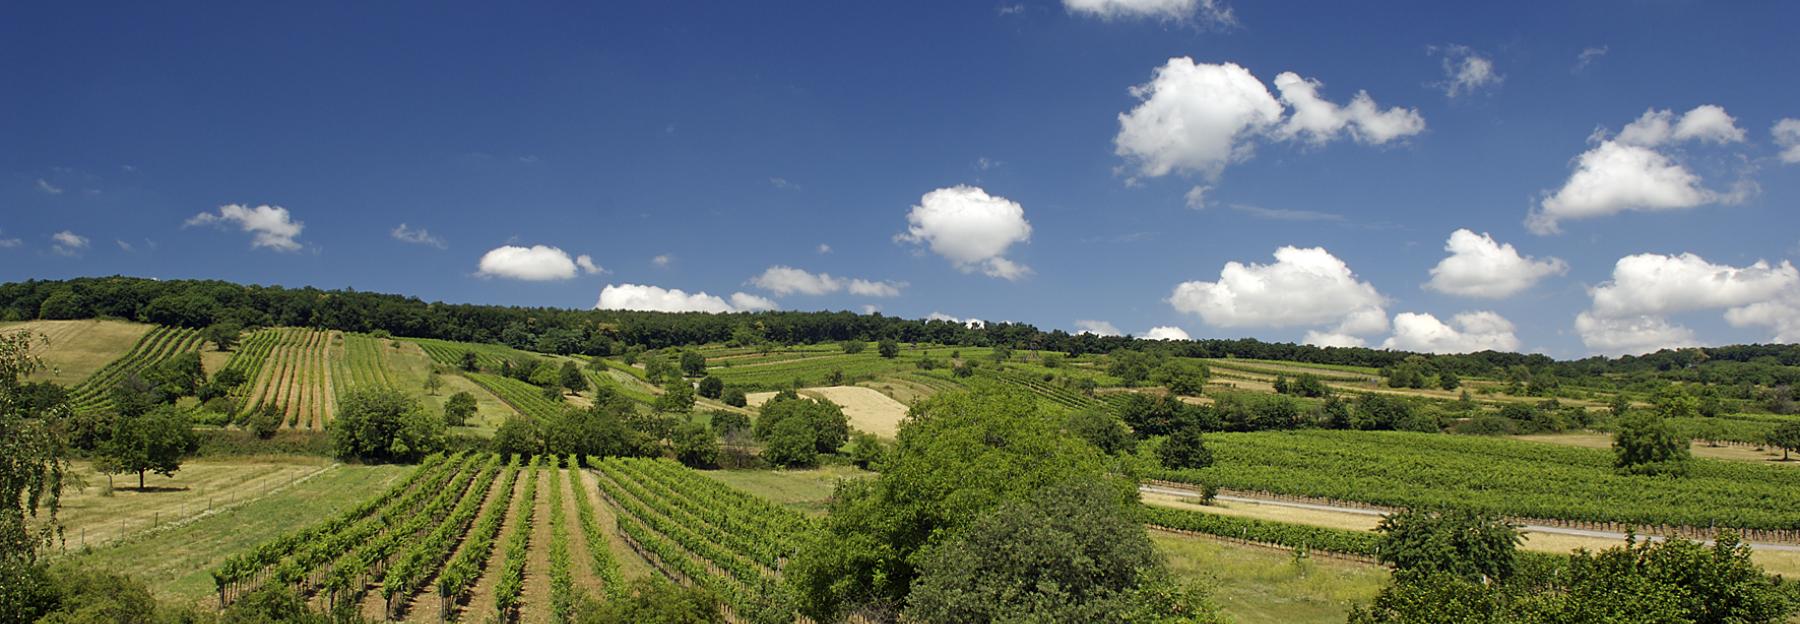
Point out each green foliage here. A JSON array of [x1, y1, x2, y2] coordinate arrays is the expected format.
[[36, 290, 83, 320], [696, 375, 723, 399], [330, 387, 446, 462], [1154, 360, 1209, 396], [1437, 371, 1460, 391], [96, 404, 197, 490], [1355, 394, 1434, 432], [786, 387, 1128, 621], [1158, 426, 1213, 470], [0, 330, 72, 604], [492, 417, 541, 457], [443, 391, 477, 427], [846, 431, 888, 470], [542, 399, 652, 458], [1113, 392, 1193, 437], [558, 361, 588, 392], [720, 386, 747, 407], [904, 481, 1219, 624], [673, 422, 720, 468], [1612, 412, 1691, 474], [708, 410, 750, 438], [1067, 408, 1137, 455], [577, 577, 724, 624], [460, 350, 480, 372], [1768, 421, 1800, 461], [679, 350, 707, 377], [760, 417, 819, 467], [1656, 387, 1701, 420], [203, 320, 242, 352], [877, 339, 900, 359], [1108, 350, 1160, 386], [655, 379, 697, 413], [247, 402, 283, 439], [840, 340, 866, 354], [755, 394, 848, 454], [1376, 508, 1521, 583]]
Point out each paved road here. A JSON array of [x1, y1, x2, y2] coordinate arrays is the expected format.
[[1139, 484, 1800, 553]]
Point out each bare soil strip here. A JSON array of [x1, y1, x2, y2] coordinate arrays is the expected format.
[[461, 475, 528, 621], [519, 468, 554, 623], [555, 469, 605, 598]]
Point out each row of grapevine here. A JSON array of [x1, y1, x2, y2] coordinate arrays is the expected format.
[[237, 328, 334, 429], [211, 452, 459, 605], [1138, 504, 1381, 558], [564, 455, 623, 599], [548, 456, 576, 622], [317, 453, 498, 610], [331, 332, 398, 397], [436, 456, 523, 619], [217, 328, 281, 394], [407, 337, 520, 371], [1153, 429, 1800, 531], [493, 455, 543, 621], [981, 367, 1101, 410], [68, 325, 204, 412], [465, 371, 563, 420], [379, 453, 510, 619], [592, 457, 803, 623]]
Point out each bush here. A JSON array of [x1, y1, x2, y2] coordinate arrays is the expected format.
[[877, 339, 900, 359], [840, 340, 866, 354], [443, 391, 477, 427], [761, 417, 819, 467], [674, 422, 720, 468], [330, 387, 446, 462], [697, 375, 724, 399], [248, 402, 283, 439], [720, 386, 747, 408]]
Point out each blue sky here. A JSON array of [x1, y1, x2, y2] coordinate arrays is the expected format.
[[5, 1, 1799, 358]]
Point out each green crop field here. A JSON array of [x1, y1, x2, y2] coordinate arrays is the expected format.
[[67, 325, 206, 414], [235, 328, 334, 430], [1155, 429, 1800, 530]]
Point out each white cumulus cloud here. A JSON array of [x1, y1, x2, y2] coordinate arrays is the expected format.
[[749, 265, 904, 298], [1434, 45, 1500, 98], [1575, 312, 1701, 356], [1576, 252, 1800, 354], [1063, 0, 1233, 24], [575, 255, 604, 275], [475, 245, 585, 281], [898, 185, 1032, 280], [1169, 246, 1388, 347], [1530, 106, 1750, 234], [1074, 320, 1122, 337], [1382, 311, 1520, 354], [1774, 119, 1800, 164], [1425, 229, 1567, 298], [50, 230, 88, 256], [596, 283, 770, 313], [1272, 72, 1425, 146], [1144, 326, 1191, 340], [185, 204, 305, 251], [1115, 59, 1423, 185]]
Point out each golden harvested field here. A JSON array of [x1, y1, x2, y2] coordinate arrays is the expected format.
[[800, 385, 910, 438], [3, 319, 153, 386]]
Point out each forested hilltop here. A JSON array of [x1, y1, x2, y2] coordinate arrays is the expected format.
[[6, 276, 1800, 388]]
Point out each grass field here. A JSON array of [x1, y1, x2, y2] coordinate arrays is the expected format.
[[53, 456, 335, 549], [700, 465, 874, 515], [3, 319, 154, 386], [61, 462, 412, 604], [1152, 530, 1387, 624]]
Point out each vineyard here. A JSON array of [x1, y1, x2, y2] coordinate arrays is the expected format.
[[1154, 430, 1800, 532], [234, 328, 335, 429], [591, 456, 812, 623], [207, 451, 813, 622], [465, 372, 562, 420], [67, 325, 205, 413], [331, 332, 401, 396], [408, 338, 534, 372]]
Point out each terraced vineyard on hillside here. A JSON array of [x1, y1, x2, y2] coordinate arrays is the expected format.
[[68, 325, 205, 413], [235, 328, 335, 429]]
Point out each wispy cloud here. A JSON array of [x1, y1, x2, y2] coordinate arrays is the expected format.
[[35, 178, 63, 195], [769, 177, 802, 191], [1573, 45, 1608, 72], [391, 223, 447, 249], [50, 230, 88, 256], [1227, 203, 1345, 222]]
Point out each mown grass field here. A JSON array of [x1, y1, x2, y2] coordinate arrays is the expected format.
[[3, 319, 153, 386], [53, 456, 335, 549], [1152, 530, 1387, 624]]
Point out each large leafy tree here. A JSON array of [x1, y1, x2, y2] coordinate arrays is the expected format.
[[1766, 421, 1800, 461], [1612, 412, 1690, 474], [754, 394, 848, 454], [97, 404, 198, 491], [331, 387, 445, 462], [786, 387, 1139, 621], [1, 330, 73, 614], [1374, 509, 1521, 583]]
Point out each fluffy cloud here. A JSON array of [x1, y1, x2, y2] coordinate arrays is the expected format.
[[927, 312, 985, 328], [652, 254, 673, 268], [898, 185, 1032, 280], [575, 255, 604, 275], [1576, 252, 1800, 354], [1575, 312, 1700, 356], [1169, 246, 1388, 347], [185, 204, 305, 251], [1381, 311, 1520, 354], [1063, 0, 1233, 24], [1530, 106, 1749, 234], [1425, 229, 1567, 298], [729, 292, 779, 312], [391, 223, 446, 249], [596, 284, 771, 313], [748, 265, 904, 298], [1774, 119, 1800, 164], [474, 245, 590, 281], [1588, 253, 1797, 318], [1434, 45, 1500, 97], [1272, 72, 1425, 146], [1074, 320, 1122, 337], [50, 230, 88, 256], [1115, 59, 1422, 184], [1144, 326, 1191, 340], [1616, 106, 1745, 147]]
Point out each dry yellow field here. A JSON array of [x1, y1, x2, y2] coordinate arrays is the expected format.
[[800, 386, 909, 438], [1512, 432, 1798, 466], [2, 319, 153, 386]]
